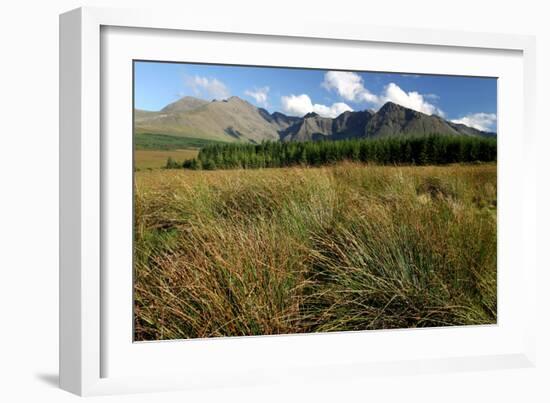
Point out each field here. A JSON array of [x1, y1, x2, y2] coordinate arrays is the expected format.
[[134, 162, 497, 341], [135, 132, 229, 150], [135, 149, 199, 170]]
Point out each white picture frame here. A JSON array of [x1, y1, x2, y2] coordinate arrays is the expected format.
[[60, 6, 537, 396]]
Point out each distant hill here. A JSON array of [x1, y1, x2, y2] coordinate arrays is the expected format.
[[160, 96, 209, 113], [135, 96, 283, 143], [135, 96, 496, 144]]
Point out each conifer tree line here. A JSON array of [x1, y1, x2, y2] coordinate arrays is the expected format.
[[166, 135, 497, 170]]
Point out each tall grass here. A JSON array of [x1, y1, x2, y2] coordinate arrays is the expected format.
[[134, 163, 497, 341]]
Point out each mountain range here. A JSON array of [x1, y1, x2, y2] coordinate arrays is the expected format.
[[134, 96, 496, 143]]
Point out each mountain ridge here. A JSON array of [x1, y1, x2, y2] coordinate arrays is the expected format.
[[135, 96, 496, 144]]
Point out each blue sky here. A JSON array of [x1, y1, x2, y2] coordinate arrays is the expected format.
[[134, 61, 497, 131]]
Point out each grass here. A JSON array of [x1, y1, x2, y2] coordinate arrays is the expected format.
[[134, 162, 497, 341], [135, 132, 229, 150], [135, 149, 199, 170]]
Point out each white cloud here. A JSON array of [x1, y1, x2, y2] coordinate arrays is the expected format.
[[451, 113, 497, 131], [321, 72, 444, 116], [322, 71, 379, 104], [380, 82, 445, 117], [281, 94, 312, 116], [244, 86, 270, 107], [423, 93, 440, 100], [313, 102, 354, 118], [186, 75, 230, 100], [281, 94, 353, 118]]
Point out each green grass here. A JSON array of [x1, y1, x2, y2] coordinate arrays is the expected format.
[[135, 132, 229, 150], [134, 162, 497, 341], [134, 149, 199, 170]]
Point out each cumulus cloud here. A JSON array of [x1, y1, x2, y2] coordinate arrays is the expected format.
[[186, 75, 230, 100], [380, 83, 445, 117], [423, 93, 440, 100], [280, 94, 312, 116], [281, 94, 353, 118], [321, 71, 444, 116], [322, 71, 379, 104], [244, 86, 270, 107], [451, 113, 497, 131], [313, 102, 354, 118]]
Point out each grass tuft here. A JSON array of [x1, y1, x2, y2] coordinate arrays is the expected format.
[[134, 163, 497, 341]]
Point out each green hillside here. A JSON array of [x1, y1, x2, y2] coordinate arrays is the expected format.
[[134, 133, 229, 150]]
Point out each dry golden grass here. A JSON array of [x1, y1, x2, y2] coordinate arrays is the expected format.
[[134, 149, 199, 170], [134, 162, 497, 341]]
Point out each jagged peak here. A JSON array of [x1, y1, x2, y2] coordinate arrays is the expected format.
[[378, 101, 405, 112], [337, 110, 353, 117], [303, 112, 320, 118], [377, 101, 427, 117], [335, 109, 373, 119]]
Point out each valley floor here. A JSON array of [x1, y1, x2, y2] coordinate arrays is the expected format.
[[134, 148, 199, 170], [134, 162, 497, 341]]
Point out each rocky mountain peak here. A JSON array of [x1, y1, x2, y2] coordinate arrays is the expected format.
[[136, 96, 495, 144], [378, 101, 407, 114], [303, 112, 320, 119]]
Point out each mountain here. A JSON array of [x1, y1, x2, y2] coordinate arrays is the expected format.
[[280, 110, 374, 142], [135, 96, 287, 143], [269, 111, 302, 130], [364, 101, 458, 138], [160, 96, 209, 113], [134, 96, 495, 144], [280, 113, 334, 142], [333, 110, 373, 137], [447, 121, 496, 138]]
